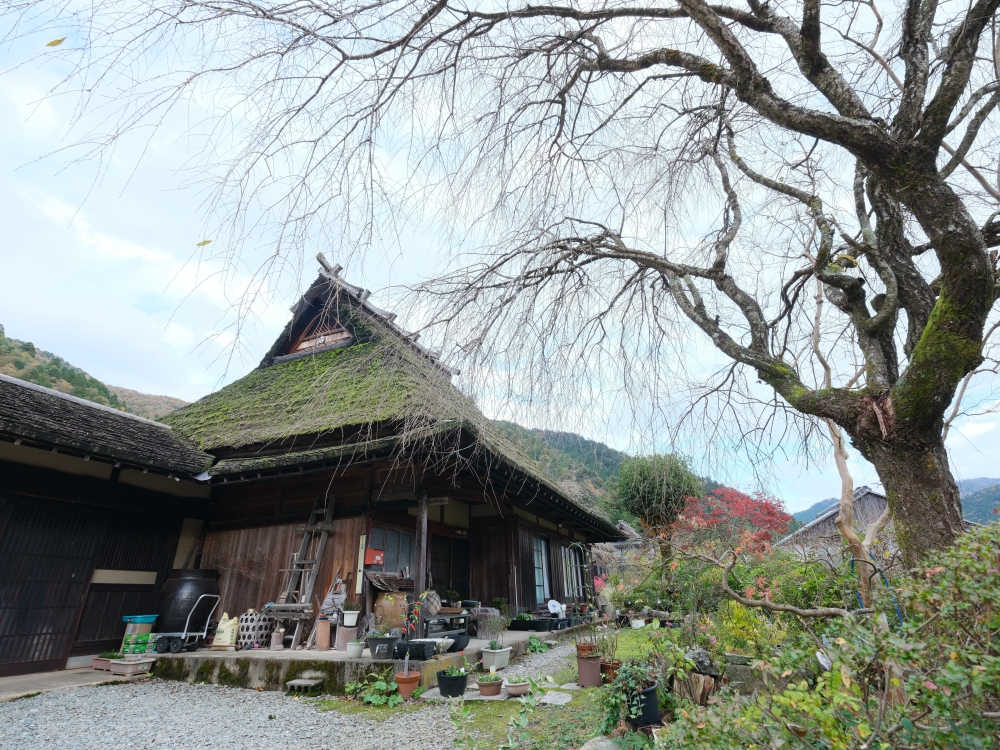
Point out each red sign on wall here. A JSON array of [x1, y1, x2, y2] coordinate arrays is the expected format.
[[364, 548, 385, 565]]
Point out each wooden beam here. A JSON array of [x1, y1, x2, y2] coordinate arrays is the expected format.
[[414, 492, 428, 636]]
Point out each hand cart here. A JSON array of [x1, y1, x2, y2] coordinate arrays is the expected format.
[[153, 593, 221, 654]]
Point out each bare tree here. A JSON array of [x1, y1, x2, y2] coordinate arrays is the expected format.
[[7, 0, 1000, 564]]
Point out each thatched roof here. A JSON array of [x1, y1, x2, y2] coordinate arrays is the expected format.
[[162, 263, 622, 540], [0, 372, 212, 476]]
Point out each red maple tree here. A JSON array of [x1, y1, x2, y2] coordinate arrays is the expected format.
[[673, 487, 792, 555]]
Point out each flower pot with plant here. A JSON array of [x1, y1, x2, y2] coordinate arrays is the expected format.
[[346, 639, 365, 658], [93, 652, 122, 671], [476, 671, 503, 696], [508, 612, 534, 631], [395, 670, 421, 700], [366, 626, 399, 659], [436, 662, 469, 698], [446, 589, 461, 607], [597, 626, 621, 681], [503, 675, 532, 697], [599, 659, 660, 732], [482, 639, 513, 670], [574, 623, 598, 657], [341, 600, 361, 627]]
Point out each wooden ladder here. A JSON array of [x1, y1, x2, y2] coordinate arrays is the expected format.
[[282, 501, 335, 648]]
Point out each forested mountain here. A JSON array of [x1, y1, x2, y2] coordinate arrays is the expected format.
[[106, 386, 189, 420], [0, 323, 126, 410], [960, 484, 1000, 524]]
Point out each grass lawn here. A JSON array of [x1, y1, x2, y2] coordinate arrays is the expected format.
[[310, 695, 427, 721]]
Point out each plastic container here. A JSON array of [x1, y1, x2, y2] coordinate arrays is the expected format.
[[532, 619, 552, 632], [629, 684, 660, 727], [407, 640, 436, 660], [577, 655, 602, 687], [448, 634, 471, 652], [346, 641, 365, 658], [122, 615, 159, 624], [481, 646, 512, 670], [366, 636, 399, 659], [436, 670, 468, 698], [156, 570, 219, 634], [508, 620, 532, 631]]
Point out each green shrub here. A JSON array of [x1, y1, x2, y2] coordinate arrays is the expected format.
[[657, 523, 1000, 749]]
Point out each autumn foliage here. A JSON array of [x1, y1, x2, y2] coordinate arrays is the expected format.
[[673, 488, 793, 555]]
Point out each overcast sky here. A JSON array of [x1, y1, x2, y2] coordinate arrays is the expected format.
[[1, 29, 997, 513]]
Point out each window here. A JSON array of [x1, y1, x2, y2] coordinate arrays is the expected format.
[[533, 535, 551, 604], [562, 546, 586, 600], [367, 526, 415, 576]]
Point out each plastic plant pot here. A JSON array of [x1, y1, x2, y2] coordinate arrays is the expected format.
[[630, 619, 646, 629], [342, 610, 360, 627], [395, 672, 421, 700], [92, 657, 112, 671], [346, 642, 364, 658], [448, 634, 471, 652], [477, 679, 502, 697], [532, 619, 552, 632], [504, 680, 530, 697], [407, 640, 437, 660], [366, 636, 399, 659], [576, 643, 597, 658], [628, 684, 661, 727], [600, 659, 622, 682], [393, 642, 409, 659], [508, 620, 532, 631], [577, 655, 602, 687], [481, 646, 512, 670], [436, 671, 469, 698], [109, 658, 154, 676]]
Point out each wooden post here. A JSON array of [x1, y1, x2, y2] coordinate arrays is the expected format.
[[415, 492, 428, 637]]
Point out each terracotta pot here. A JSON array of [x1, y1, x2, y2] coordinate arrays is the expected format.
[[477, 679, 503, 696], [505, 681, 530, 697], [600, 659, 622, 682], [395, 672, 421, 701], [576, 643, 597, 657]]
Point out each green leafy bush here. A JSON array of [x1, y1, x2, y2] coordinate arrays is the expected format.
[[344, 668, 402, 707], [614, 454, 701, 540], [657, 523, 1000, 749]]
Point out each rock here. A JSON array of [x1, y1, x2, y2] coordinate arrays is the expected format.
[[539, 691, 572, 705], [579, 738, 618, 750], [560, 683, 580, 690], [685, 647, 720, 677]]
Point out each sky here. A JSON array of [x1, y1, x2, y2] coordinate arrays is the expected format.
[[0, 28, 998, 513]]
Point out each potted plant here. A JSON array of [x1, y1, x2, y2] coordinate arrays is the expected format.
[[395, 670, 421, 700], [574, 623, 598, 657], [93, 651, 121, 671], [446, 589, 461, 607], [436, 660, 469, 698], [532, 617, 553, 632], [503, 675, 532, 697], [346, 639, 365, 658], [509, 612, 534, 631], [476, 671, 503, 696], [366, 626, 399, 659], [341, 601, 361, 627], [604, 659, 660, 728], [109, 657, 155, 676], [597, 628, 621, 682], [482, 639, 513, 670]]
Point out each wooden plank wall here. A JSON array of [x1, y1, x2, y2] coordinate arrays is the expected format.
[[469, 517, 509, 609], [200, 516, 365, 616]]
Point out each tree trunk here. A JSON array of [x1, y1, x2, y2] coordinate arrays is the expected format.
[[859, 435, 965, 568]]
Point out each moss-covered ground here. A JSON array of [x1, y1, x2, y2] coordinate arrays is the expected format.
[[309, 696, 427, 721]]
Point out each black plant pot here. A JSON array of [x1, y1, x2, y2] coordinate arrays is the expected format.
[[448, 634, 470, 652], [509, 620, 532, 631], [532, 619, 552, 632], [436, 671, 469, 698], [366, 636, 399, 659], [629, 684, 661, 728], [392, 642, 409, 659], [407, 640, 436, 660]]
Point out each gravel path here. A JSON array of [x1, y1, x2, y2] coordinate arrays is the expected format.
[[1, 639, 578, 750], [2, 680, 454, 750]]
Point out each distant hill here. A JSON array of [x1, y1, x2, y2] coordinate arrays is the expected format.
[[494, 421, 628, 514], [961, 484, 1000, 523], [793, 498, 839, 525], [794, 478, 1000, 526], [106, 385, 189, 420], [0, 323, 126, 410], [956, 477, 1000, 496]]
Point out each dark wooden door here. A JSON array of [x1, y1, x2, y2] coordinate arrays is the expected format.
[[450, 539, 470, 600], [0, 496, 106, 676], [71, 512, 181, 656], [430, 534, 451, 593]]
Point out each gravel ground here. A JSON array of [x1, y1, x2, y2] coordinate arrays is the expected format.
[[1, 680, 455, 750], [0, 639, 576, 750]]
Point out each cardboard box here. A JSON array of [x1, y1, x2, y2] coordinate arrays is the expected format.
[[125, 623, 153, 636]]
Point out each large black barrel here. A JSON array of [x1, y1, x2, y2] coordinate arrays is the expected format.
[[156, 569, 219, 634]]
